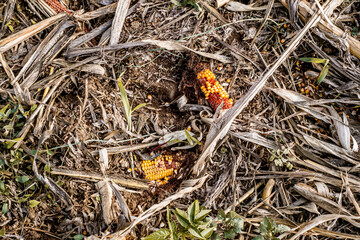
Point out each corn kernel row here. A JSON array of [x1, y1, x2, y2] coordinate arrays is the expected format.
[[197, 69, 233, 110]]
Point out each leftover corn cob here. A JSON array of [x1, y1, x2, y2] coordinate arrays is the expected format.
[[141, 153, 183, 185], [197, 69, 233, 110]]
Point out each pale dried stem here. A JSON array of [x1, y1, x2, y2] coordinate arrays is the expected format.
[[0, 13, 66, 53], [279, 0, 360, 59]]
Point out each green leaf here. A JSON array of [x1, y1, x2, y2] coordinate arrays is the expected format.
[[0, 227, 5, 236], [298, 57, 328, 64], [44, 164, 51, 173], [167, 207, 177, 240], [46, 149, 54, 156], [259, 217, 270, 235], [17, 175, 30, 184], [175, 209, 188, 220], [187, 200, 198, 223], [252, 236, 263, 240], [169, 222, 177, 240], [0, 104, 9, 120], [18, 197, 29, 204], [267, 217, 276, 230], [174, 210, 190, 228], [3, 124, 13, 132], [132, 103, 147, 112], [226, 210, 241, 220], [183, 129, 202, 146], [189, 132, 201, 145], [195, 209, 211, 221], [224, 229, 235, 239], [194, 200, 200, 216], [0, 104, 9, 114], [188, 227, 204, 239], [167, 207, 172, 224], [15, 122, 24, 127], [317, 64, 329, 84], [197, 219, 212, 230], [231, 217, 244, 233], [170, 0, 181, 6], [184, 129, 193, 146], [0, 180, 5, 191], [141, 229, 170, 240], [29, 200, 40, 208], [5, 138, 23, 149], [170, 232, 179, 240], [211, 233, 221, 240], [274, 224, 290, 234], [2, 203, 8, 214], [218, 208, 226, 221], [201, 227, 215, 238], [118, 77, 132, 130], [30, 104, 37, 112], [73, 234, 84, 240]]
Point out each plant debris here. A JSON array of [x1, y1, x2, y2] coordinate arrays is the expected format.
[[0, 0, 360, 239]]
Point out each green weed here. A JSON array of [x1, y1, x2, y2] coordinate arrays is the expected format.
[[268, 148, 294, 170], [298, 57, 329, 84], [252, 217, 290, 240], [142, 200, 244, 240], [118, 76, 146, 132]]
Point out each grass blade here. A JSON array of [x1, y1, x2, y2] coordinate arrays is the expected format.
[[118, 77, 132, 130]]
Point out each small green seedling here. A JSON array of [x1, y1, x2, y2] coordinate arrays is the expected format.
[[184, 129, 201, 146], [216, 209, 244, 239], [298, 57, 329, 84], [142, 200, 243, 240], [268, 148, 294, 170], [253, 217, 290, 240], [118, 75, 146, 131]]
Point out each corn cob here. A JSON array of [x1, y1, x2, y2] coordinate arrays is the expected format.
[[141, 153, 183, 185], [197, 69, 233, 110]]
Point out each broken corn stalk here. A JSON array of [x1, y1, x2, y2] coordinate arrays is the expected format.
[[197, 69, 233, 110], [141, 154, 183, 185]]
